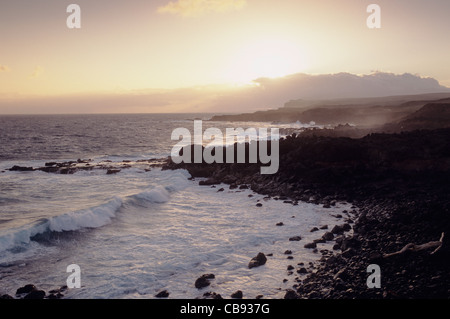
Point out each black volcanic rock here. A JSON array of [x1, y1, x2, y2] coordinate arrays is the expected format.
[[284, 289, 299, 299], [16, 284, 37, 295], [248, 253, 267, 269], [322, 232, 334, 241], [9, 165, 34, 172], [23, 290, 46, 299], [304, 242, 317, 249], [231, 290, 243, 299], [155, 290, 170, 298], [195, 274, 215, 289]]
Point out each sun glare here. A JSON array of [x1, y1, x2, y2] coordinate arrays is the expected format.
[[225, 38, 308, 84]]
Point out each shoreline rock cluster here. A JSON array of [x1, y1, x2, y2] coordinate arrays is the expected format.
[[1, 284, 67, 300], [6, 158, 167, 175]]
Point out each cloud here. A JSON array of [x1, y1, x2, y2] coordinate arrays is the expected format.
[[0, 65, 10, 72], [157, 0, 247, 17], [252, 72, 450, 100], [29, 66, 44, 79], [1, 72, 449, 114], [207, 72, 450, 112]]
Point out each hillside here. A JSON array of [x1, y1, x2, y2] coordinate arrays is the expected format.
[[395, 103, 450, 130], [210, 93, 450, 128]]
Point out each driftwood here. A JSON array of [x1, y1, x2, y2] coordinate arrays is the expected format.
[[383, 232, 445, 258]]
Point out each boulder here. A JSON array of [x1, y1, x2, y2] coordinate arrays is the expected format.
[[284, 289, 299, 299], [331, 223, 351, 234], [231, 290, 243, 299], [297, 267, 308, 274], [155, 290, 170, 298], [16, 284, 37, 295], [248, 252, 267, 269], [195, 274, 215, 289], [331, 225, 344, 234], [322, 231, 334, 241]]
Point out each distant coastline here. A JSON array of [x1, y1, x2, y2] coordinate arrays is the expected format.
[[209, 92, 450, 128]]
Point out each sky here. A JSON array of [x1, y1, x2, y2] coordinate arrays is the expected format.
[[1, 0, 450, 114]]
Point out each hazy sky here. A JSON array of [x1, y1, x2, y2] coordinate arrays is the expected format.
[[1, 0, 450, 113]]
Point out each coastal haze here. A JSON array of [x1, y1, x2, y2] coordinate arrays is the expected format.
[[1, 0, 450, 303]]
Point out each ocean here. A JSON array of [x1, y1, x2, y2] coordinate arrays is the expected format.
[[0, 114, 351, 299]]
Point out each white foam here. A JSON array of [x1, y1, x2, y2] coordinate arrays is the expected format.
[[1, 164, 355, 299], [0, 169, 191, 255], [133, 186, 170, 204], [0, 197, 123, 254], [48, 196, 122, 232]]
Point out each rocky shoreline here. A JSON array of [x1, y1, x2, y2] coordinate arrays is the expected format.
[[2, 128, 449, 299], [163, 128, 450, 299]]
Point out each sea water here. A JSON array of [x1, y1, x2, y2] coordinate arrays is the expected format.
[[0, 114, 351, 298]]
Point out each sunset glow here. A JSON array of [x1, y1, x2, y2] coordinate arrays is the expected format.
[[224, 38, 309, 84], [1, 0, 450, 113]]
